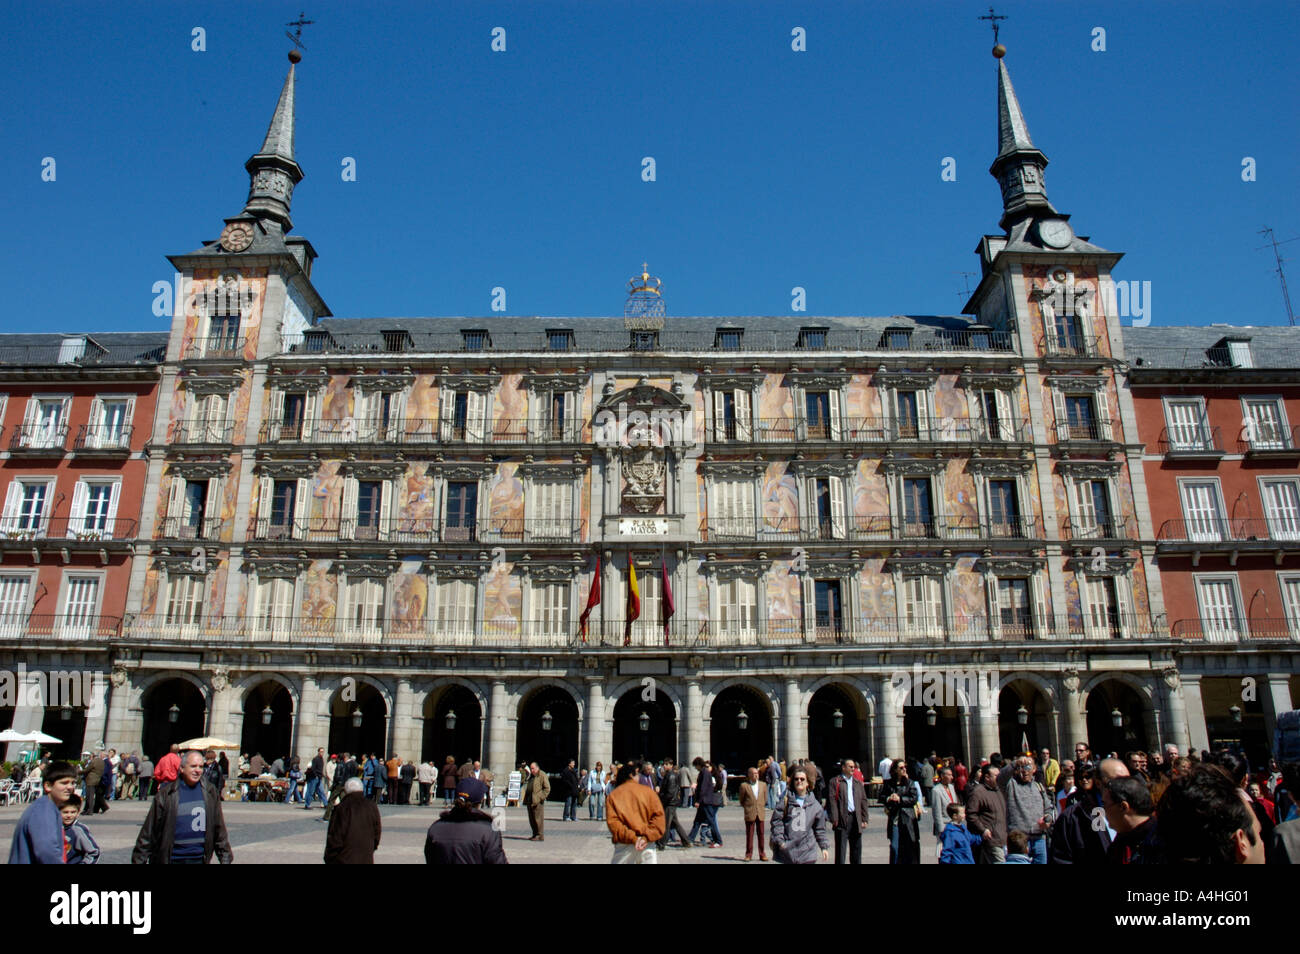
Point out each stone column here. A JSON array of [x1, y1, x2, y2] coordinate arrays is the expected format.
[[1261, 673, 1295, 755], [975, 705, 999, 762], [207, 669, 234, 742], [104, 669, 139, 755], [81, 670, 113, 756], [684, 679, 706, 762], [877, 674, 905, 768], [1179, 674, 1210, 755], [1061, 669, 1088, 752], [391, 678, 420, 758], [486, 679, 513, 779], [1160, 668, 1190, 754], [782, 677, 802, 762], [584, 678, 608, 768], [296, 675, 330, 757]]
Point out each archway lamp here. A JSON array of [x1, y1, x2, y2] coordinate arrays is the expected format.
[[1229, 705, 1242, 723], [925, 706, 937, 727], [167, 703, 180, 724], [351, 707, 363, 728], [737, 708, 749, 731], [541, 710, 553, 732], [261, 704, 273, 726], [1016, 704, 1029, 726], [60, 704, 72, 721], [832, 708, 844, 729], [445, 709, 457, 731], [1110, 707, 1123, 728], [638, 711, 650, 732]]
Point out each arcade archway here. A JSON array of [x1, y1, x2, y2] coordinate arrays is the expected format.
[[327, 682, 388, 758], [516, 684, 579, 773], [1085, 679, 1150, 757], [998, 679, 1054, 758], [141, 678, 206, 762], [240, 681, 294, 763], [808, 684, 863, 772], [709, 684, 773, 776], [612, 688, 676, 764], [422, 685, 482, 765]]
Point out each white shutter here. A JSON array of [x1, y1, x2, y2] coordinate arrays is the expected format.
[[122, 397, 136, 447], [1115, 575, 1134, 638], [827, 390, 841, 441], [1032, 573, 1049, 637], [21, 398, 38, 446], [467, 391, 486, 442], [915, 390, 930, 440], [269, 390, 285, 441], [87, 398, 104, 448], [1263, 480, 1300, 541], [714, 391, 727, 442], [735, 389, 753, 442], [986, 574, 1002, 638], [256, 475, 273, 537], [1073, 480, 1097, 538], [994, 389, 1014, 442], [205, 478, 221, 539], [166, 475, 185, 533], [719, 579, 739, 636], [829, 476, 846, 539], [388, 390, 407, 443], [341, 477, 358, 540], [1081, 576, 1103, 639], [1198, 579, 1238, 641], [1052, 389, 1069, 441], [1166, 400, 1203, 450], [291, 478, 309, 539], [1096, 390, 1113, 440], [68, 482, 88, 537], [104, 481, 120, 537], [440, 390, 455, 442], [1282, 578, 1300, 637], [377, 480, 392, 541], [1181, 481, 1223, 541], [0, 575, 30, 633], [1, 482, 20, 534], [302, 391, 317, 440], [205, 394, 227, 443]]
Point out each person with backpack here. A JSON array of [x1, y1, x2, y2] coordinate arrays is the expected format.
[[770, 766, 828, 863], [1004, 755, 1056, 863]]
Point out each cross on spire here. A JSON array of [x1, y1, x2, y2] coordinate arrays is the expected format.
[[286, 11, 314, 50], [979, 5, 1007, 45]]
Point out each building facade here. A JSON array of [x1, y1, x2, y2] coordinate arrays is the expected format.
[[11, 49, 1290, 777]]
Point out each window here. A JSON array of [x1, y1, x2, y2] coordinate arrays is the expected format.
[[535, 582, 570, 637], [812, 476, 847, 539], [436, 578, 476, 636], [630, 331, 659, 351], [282, 393, 306, 434], [165, 575, 204, 629], [539, 391, 574, 442], [997, 578, 1034, 638], [1084, 577, 1123, 638], [711, 479, 755, 538], [712, 389, 752, 442], [895, 390, 930, 440], [714, 328, 743, 350], [356, 481, 384, 540], [91, 398, 133, 448], [900, 478, 934, 537], [269, 480, 298, 539], [883, 328, 912, 350], [1, 480, 52, 536], [165, 475, 221, 540], [1179, 480, 1225, 542], [1072, 479, 1114, 539], [1226, 340, 1254, 368], [1195, 576, 1243, 642], [381, 329, 413, 352], [60, 576, 100, 635], [254, 578, 296, 636], [1164, 398, 1211, 451], [0, 575, 31, 635], [207, 313, 240, 356], [1281, 575, 1300, 638], [345, 578, 385, 635], [69, 481, 118, 539], [531, 480, 573, 540], [21, 397, 69, 448], [445, 481, 479, 541], [443, 390, 486, 442], [814, 579, 843, 637], [461, 329, 490, 351], [628, 568, 661, 644], [805, 391, 838, 440], [1261, 479, 1300, 541], [987, 480, 1021, 536], [185, 393, 230, 444], [547, 329, 574, 351], [1243, 397, 1289, 449], [1051, 311, 1085, 354], [717, 578, 758, 637], [981, 390, 1016, 442], [356, 388, 406, 443], [1064, 395, 1095, 438], [901, 575, 944, 638], [798, 327, 828, 350]]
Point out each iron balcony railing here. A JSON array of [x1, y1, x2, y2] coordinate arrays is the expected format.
[[287, 327, 1018, 356], [714, 416, 1029, 445], [1053, 419, 1116, 442], [257, 417, 586, 445], [169, 420, 235, 444], [73, 424, 134, 451], [1128, 346, 1300, 371], [118, 612, 1167, 647], [1156, 517, 1300, 545], [244, 515, 582, 544], [0, 516, 137, 543], [1061, 515, 1136, 541], [1041, 334, 1104, 359], [0, 614, 123, 640], [1157, 426, 1222, 455], [698, 515, 1043, 543], [181, 337, 244, 360], [8, 422, 69, 452], [156, 516, 225, 542], [1237, 424, 1300, 455], [1170, 617, 1299, 643]]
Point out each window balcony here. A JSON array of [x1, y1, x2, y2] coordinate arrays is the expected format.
[[710, 417, 1029, 446], [1041, 334, 1104, 360], [698, 515, 1033, 544], [0, 516, 138, 544], [73, 424, 134, 455], [181, 337, 244, 361], [8, 423, 68, 454], [1156, 518, 1300, 548], [1157, 426, 1224, 460], [169, 420, 235, 446], [1237, 424, 1300, 460], [1170, 617, 1298, 644], [1061, 515, 1135, 541], [1052, 419, 1117, 444], [156, 516, 224, 542], [0, 614, 123, 641]]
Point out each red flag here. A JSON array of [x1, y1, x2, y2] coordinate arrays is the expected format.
[[578, 555, 601, 642], [661, 555, 675, 645]]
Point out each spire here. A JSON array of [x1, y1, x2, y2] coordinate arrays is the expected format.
[[987, 51, 1055, 232], [241, 53, 305, 231]]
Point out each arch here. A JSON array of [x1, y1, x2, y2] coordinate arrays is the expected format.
[[421, 682, 484, 765], [1079, 671, 1155, 707], [600, 678, 683, 723], [708, 683, 776, 779], [1081, 676, 1154, 756], [807, 683, 865, 771], [509, 678, 585, 722], [996, 670, 1058, 706], [515, 682, 581, 773], [239, 679, 296, 764], [800, 674, 876, 719], [139, 676, 208, 762], [419, 676, 490, 716], [703, 676, 781, 721], [234, 672, 301, 711], [326, 678, 389, 758], [135, 669, 212, 707], [325, 675, 394, 715], [997, 677, 1057, 758], [610, 685, 678, 765]]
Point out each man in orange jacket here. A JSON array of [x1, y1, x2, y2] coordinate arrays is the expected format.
[[606, 761, 666, 864]]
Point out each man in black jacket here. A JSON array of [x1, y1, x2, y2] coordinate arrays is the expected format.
[[827, 759, 870, 864], [131, 751, 233, 864], [1049, 758, 1128, 864], [303, 748, 328, 810], [655, 757, 693, 850], [425, 779, 508, 863], [323, 752, 357, 822], [561, 759, 580, 822]]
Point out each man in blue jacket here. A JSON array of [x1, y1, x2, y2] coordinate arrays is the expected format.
[[8, 760, 79, 864]]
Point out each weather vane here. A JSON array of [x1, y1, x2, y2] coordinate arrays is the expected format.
[[286, 11, 314, 51], [978, 6, 1007, 45]]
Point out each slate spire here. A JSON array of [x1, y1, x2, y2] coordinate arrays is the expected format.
[[988, 52, 1055, 231], [241, 52, 305, 231]]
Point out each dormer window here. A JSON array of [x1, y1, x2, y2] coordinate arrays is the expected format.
[[381, 329, 413, 353], [714, 328, 743, 350], [797, 327, 828, 350], [461, 329, 491, 351], [547, 329, 575, 352], [630, 331, 659, 351], [882, 327, 913, 350], [299, 329, 335, 353], [1218, 337, 1254, 369]]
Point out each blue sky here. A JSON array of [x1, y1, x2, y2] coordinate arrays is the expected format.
[[3, 1, 1298, 333]]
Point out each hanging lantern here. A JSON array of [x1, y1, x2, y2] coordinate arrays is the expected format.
[[261, 705, 274, 726], [1016, 704, 1029, 726], [351, 707, 363, 728], [445, 709, 457, 731], [60, 703, 73, 721], [167, 703, 180, 724], [925, 706, 938, 727], [832, 708, 844, 729], [638, 711, 650, 732], [737, 708, 749, 731], [541, 710, 553, 732], [1110, 707, 1123, 728], [1229, 705, 1242, 724]]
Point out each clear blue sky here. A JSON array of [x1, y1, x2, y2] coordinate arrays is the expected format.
[[4, 1, 1298, 333]]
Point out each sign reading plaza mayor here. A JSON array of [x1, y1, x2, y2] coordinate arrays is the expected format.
[[618, 517, 670, 536]]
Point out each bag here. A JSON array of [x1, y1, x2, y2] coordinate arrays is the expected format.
[[124, 761, 136, 776], [577, 789, 588, 806], [913, 801, 923, 820]]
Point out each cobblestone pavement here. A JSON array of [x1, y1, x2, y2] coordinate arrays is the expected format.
[[1, 797, 940, 864]]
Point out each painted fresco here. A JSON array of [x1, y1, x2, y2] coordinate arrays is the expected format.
[[301, 560, 336, 623], [852, 460, 889, 528], [952, 558, 985, 619], [407, 374, 439, 439], [207, 569, 226, 627], [141, 570, 159, 616], [579, 470, 591, 541], [486, 463, 524, 532], [166, 386, 186, 442], [230, 378, 252, 438], [492, 373, 526, 440], [400, 464, 436, 530], [580, 382, 595, 443], [858, 558, 895, 622], [696, 473, 708, 525], [320, 375, 351, 423], [695, 559, 708, 624], [219, 457, 240, 542], [390, 566, 428, 634], [312, 460, 343, 527], [844, 374, 878, 422], [482, 563, 521, 637], [932, 374, 966, 421], [766, 561, 801, 635], [1062, 573, 1082, 632], [761, 462, 799, 532], [947, 460, 979, 528], [758, 373, 794, 426]]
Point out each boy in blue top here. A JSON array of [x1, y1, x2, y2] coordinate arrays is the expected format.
[[8, 760, 79, 864], [939, 802, 983, 864], [1003, 829, 1033, 863], [60, 794, 101, 864]]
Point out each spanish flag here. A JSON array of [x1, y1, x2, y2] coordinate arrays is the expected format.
[[624, 555, 640, 646], [578, 555, 601, 642]]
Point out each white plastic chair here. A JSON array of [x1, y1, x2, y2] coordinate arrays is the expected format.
[[0, 779, 14, 806], [21, 779, 41, 803]]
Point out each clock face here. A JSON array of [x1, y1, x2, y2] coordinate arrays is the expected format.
[[219, 221, 254, 253], [1038, 219, 1074, 249]]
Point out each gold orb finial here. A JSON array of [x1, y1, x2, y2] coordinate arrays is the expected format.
[[288, 48, 302, 64], [992, 43, 1006, 58]]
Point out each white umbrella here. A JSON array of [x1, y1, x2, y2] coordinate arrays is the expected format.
[[21, 730, 63, 745], [0, 729, 30, 743]]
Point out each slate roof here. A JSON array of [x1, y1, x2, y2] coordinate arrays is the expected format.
[[1124, 325, 1300, 370], [0, 332, 169, 367]]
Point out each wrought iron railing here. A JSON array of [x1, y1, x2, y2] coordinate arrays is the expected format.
[[1061, 515, 1135, 541], [73, 424, 134, 451], [0, 615, 123, 640], [8, 422, 68, 451], [0, 517, 137, 543], [1157, 426, 1222, 455], [1157, 518, 1300, 544], [1170, 617, 1299, 643]]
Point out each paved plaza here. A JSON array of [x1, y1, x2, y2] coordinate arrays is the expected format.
[[1, 797, 939, 864]]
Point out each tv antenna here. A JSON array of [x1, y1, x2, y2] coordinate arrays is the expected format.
[[1256, 227, 1299, 326], [956, 271, 978, 303]]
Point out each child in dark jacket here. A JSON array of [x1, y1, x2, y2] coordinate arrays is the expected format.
[[939, 803, 983, 864], [60, 794, 100, 864]]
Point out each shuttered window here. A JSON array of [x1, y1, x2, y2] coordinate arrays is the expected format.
[[1261, 479, 1300, 541], [717, 578, 757, 637], [1196, 578, 1242, 642], [712, 479, 755, 537], [165, 576, 204, 628], [535, 582, 569, 636], [532, 480, 573, 539], [436, 578, 476, 636]]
